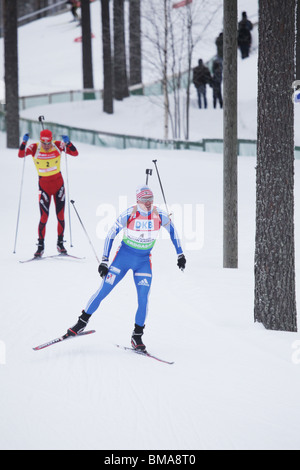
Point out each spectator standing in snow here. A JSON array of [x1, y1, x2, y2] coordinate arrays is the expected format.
[[211, 58, 223, 109], [238, 11, 253, 59], [66, 185, 186, 352], [193, 59, 212, 109], [215, 32, 223, 61]]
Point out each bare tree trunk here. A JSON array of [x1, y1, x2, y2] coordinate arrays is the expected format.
[[0, 1, 4, 38], [254, 0, 297, 332], [4, 0, 19, 148], [81, 0, 94, 92], [129, 0, 142, 86], [296, 0, 300, 81], [223, 0, 238, 268], [169, 12, 179, 139], [185, 4, 193, 141], [163, 0, 169, 140], [113, 0, 129, 100], [101, 0, 113, 114], [143, 0, 221, 141]]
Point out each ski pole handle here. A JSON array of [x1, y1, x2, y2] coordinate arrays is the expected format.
[[146, 169, 152, 185], [38, 115, 45, 130]]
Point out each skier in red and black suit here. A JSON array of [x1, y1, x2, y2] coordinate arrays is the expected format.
[[18, 129, 78, 257]]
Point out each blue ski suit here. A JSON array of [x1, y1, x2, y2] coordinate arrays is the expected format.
[[84, 204, 183, 326]]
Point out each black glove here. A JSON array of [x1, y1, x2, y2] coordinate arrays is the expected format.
[[177, 254, 186, 271], [98, 258, 109, 278]]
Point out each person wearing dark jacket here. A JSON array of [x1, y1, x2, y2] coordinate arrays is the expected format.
[[67, 0, 80, 21], [211, 58, 223, 109], [193, 59, 212, 109], [238, 11, 253, 59], [215, 32, 223, 60]]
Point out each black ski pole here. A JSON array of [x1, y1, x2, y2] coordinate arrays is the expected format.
[[38, 115, 45, 130], [145, 169, 152, 185], [70, 200, 100, 263], [152, 159, 170, 216]]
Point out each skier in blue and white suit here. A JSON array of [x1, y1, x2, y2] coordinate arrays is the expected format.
[[67, 185, 186, 351]]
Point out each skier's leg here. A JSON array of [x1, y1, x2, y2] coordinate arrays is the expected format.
[[130, 256, 152, 350], [67, 265, 128, 336], [54, 183, 67, 253], [54, 183, 66, 240], [133, 255, 152, 327], [38, 187, 51, 251], [88, 248, 133, 313], [84, 266, 127, 315]]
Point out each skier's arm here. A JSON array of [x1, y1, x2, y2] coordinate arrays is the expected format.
[[98, 208, 134, 278], [18, 133, 30, 158], [159, 210, 183, 255], [18, 137, 37, 158], [102, 207, 134, 260], [159, 209, 186, 271], [56, 137, 79, 157]]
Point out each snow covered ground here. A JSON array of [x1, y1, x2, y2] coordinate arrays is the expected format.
[[1, 0, 300, 452], [3, 135, 300, 451]]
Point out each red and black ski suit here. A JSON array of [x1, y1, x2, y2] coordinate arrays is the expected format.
[[18, 139, 78, 240]]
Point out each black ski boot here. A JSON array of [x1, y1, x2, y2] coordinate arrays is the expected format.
[[131, 324, 146, 351], [34, 239, 44, 258], [67, 310, 90, 336], [57, 235, 67, 254]]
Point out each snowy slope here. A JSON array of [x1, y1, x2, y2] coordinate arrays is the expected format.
[[1, 0, 300, 452], [1, 0, 262, 142], [2, 134, 300, 451], [19, 49, 259, 143], [0, 0, 258, 99], [14, 0, 259, 142]]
